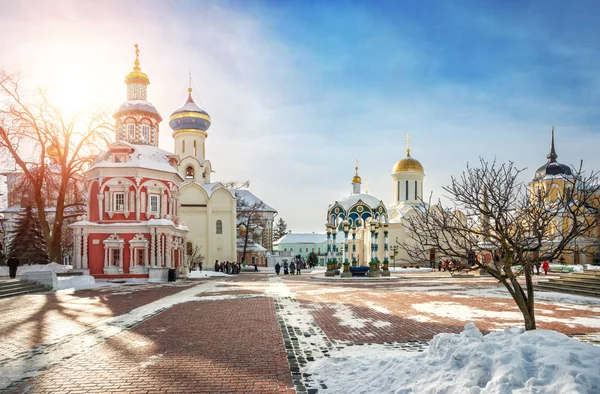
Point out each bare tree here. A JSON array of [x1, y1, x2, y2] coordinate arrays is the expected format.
[[236, 191, 267, 264], [187, 245, 205, 271], [400, 158, 600, 330], [0, 71, 112, 262]]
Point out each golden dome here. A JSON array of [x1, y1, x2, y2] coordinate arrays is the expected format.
[[393, 149, 424, 173], [125, 44, 150, 85], [352, 174, 362, 183]]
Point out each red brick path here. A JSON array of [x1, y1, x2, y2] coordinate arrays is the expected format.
[[0, 284, 193, 362], [8, 297, 294, 394]]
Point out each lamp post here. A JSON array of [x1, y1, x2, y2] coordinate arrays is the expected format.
[[332, 226, 338, 275], [368, 220, 380, 277], [382, 223, 390, 276], [342, 220, 351, 277], [351, 225, 357, 267], [325, 224, 335, 277]]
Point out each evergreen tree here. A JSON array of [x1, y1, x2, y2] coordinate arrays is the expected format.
[[8, 206, 50, 264], [273, 217, 288, 242], [307, 252, 319, 268]]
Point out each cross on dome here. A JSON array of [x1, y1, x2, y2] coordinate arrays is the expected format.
[[405, 133, 412, 156]]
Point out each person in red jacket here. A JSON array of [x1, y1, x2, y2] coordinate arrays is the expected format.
[[542, 260, 550, 275]]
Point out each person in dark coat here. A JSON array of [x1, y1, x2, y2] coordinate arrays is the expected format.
[[7, 255, 19, 279], [275, 262, 281, 275]]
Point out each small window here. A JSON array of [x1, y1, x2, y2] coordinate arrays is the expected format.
[[291, 248, 294, 252], [150, 195, 160, 213], [415, 180, 417, 200], [111, 249, 120, 266], [216, 220, 223, 234], [142, 125, 150, 142], [113, 192, 125, 211], [284, 248, 287, 252], [306, 248, 308, 252], [182, 140, 185, 154], [405, 180, 409, 200], [128, 124, 135, 141], [186, 242, 193, 256], [185, 166, 195, 179]]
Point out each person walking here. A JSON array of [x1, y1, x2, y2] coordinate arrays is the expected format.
[[535, 261, 541, 275], [290, 261, 296, 275], [214, 260, 219, 272], [542, 260, 550, 276], [296, 261, 301, 275], [275, 262, 281, 275], [283, 261, 289, 275], [7, 255, 19, 279]]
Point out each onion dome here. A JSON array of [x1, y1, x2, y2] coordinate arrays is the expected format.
[[352, 160, 361, 184], [125, 44, 149, 86], [393, 148, 424, 173], [169, 87, 211, 133], [533, 127, 572, 181]]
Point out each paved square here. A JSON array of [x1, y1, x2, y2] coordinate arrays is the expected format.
[[1, 271, 599, 393]]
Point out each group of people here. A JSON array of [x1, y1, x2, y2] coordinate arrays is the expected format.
[[214, 260, 242, 274], [436, 259, 465, 273], [274, 260, 304, 275]]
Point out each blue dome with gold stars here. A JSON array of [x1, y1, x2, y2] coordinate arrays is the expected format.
[[169, 88, 211, 133]]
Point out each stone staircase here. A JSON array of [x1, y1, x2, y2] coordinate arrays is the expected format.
[[0, 279, 50, 299], [535, 271, 600, 298]]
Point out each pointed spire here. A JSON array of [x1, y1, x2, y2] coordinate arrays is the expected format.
[[547, 125, 558, 163], [186, 70, 196, 103]]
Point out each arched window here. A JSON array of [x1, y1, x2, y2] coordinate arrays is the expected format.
[[216, 220, 223, 234], [193, 140, 197, 156], [187, 242, 193, 256], [415, 180, 418, 200], [185, 166, 195, 179], [405, 180, 409, 200], [182, 140, 185, 153]]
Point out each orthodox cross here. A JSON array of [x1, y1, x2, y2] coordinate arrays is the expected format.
[[405, 133, 412, 155], [355, 159, 359, 175]]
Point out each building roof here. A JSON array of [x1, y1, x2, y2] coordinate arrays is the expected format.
[[274, 232, 344, 245], [88, 141, 181, 177], [232, 189, 277, 213], [113, 100, 162, 121], [334, 192, 384, 211]]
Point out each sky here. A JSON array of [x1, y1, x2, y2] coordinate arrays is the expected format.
[[0, 0, 599, 232]]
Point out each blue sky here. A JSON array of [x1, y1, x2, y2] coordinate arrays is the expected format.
[[0, 0, 599, 231]]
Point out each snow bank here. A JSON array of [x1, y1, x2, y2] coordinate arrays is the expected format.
[[55, 275, 96, 290], [188, 270, 230, 278], [0, 263, 71, 277], [306, 323, 600, 393]]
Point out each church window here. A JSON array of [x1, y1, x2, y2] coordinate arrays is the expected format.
[[216, 220, 223, 234], [193, 140, 197, 156], [185, 166, 195, 179], [128, 124, 135, 141], [186, 242, 193, 256], [113, 192, 125, 211], [182, 140, 185, 154], [405, 180, 409, 200], [306, 248, 308, 252], [415, 181, 418, 200], [142, 125, 150, 143], [397, 181, 400, 202], [150, 195, 160, 213], [110, 249, 121, 266]]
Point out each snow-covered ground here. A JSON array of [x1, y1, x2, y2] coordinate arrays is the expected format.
[[0, 263, 71, 277], [188, 270, 230, 278], [306, 323, 600, 394]]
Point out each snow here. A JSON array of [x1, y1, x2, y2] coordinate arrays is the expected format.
[[232, 189, 276, 212], [187, 270, 230, 278], [55, 275, 96, 290], [333, 192, 385, 211], [0, 263, 71, 277], [89, 142, 179, 175], [306, 323, 600, 394]]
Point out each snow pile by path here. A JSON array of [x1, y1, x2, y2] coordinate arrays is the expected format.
[[0, 263, 71, 277], [56, 275, 96, 290], [188, 270, 230, 278], [389, 267, 434, 273], [306, 323, 600, 394]]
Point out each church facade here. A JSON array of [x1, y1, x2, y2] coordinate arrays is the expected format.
[[70, 47, 272, 276]]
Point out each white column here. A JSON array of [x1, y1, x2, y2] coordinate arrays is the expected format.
[[104, 245, 108, 268], [150, 229, 155, 266], [119, 243, 124, 269], [129, 243, 134, 268], [97, 195, 104, 220], [82, 231, 88, 269], [73, 229, 81, 269], [157, 232, 163, 267], [165, 235, 172, 268]]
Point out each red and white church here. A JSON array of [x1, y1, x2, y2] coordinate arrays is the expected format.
[[70, 49, 194, 277]]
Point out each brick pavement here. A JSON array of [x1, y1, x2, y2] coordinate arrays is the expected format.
[[8, 297, 294, 394], [0, 283, 194, 362]]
